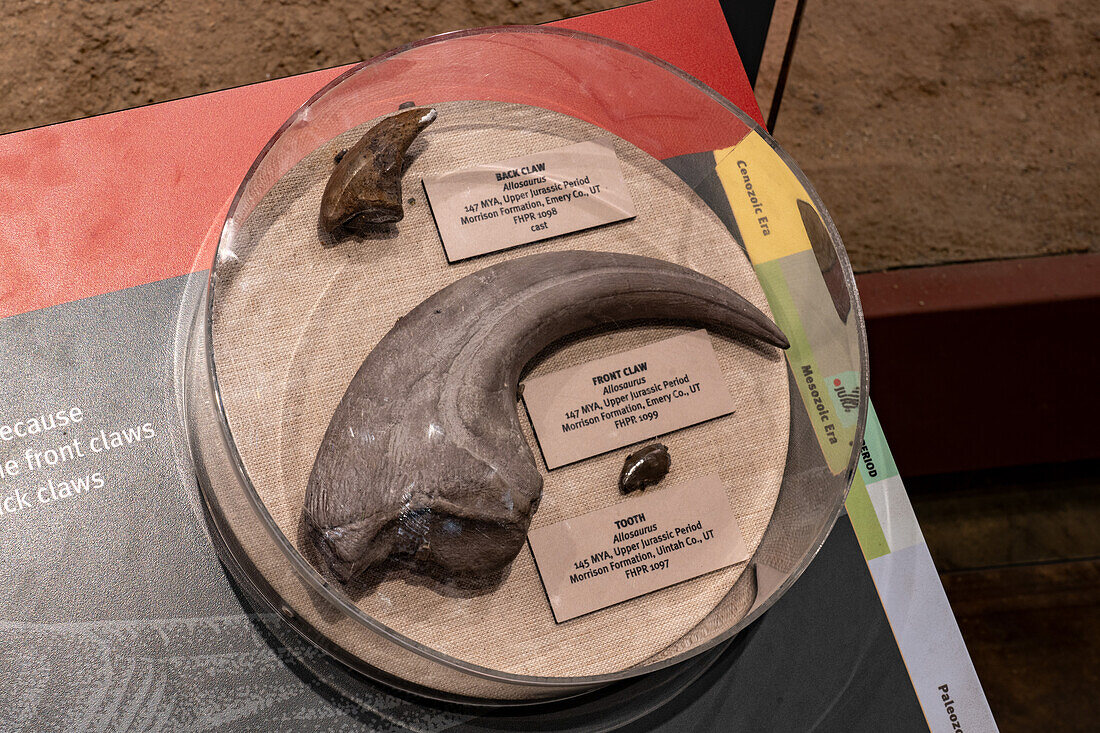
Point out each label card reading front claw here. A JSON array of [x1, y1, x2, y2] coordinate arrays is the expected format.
[[527, 474, 749, 623], [422, 139, 636, 262], [521, 330, 736, 469]]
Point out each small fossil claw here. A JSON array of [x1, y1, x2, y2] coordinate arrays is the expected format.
[[305, 251, 787, 583], [319, 107, 437, 234]]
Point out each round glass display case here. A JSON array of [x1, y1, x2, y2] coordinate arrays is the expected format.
[[182, 26, 868, 704]]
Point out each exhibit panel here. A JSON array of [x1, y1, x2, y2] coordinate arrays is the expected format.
[[0, 0, 995, 729]]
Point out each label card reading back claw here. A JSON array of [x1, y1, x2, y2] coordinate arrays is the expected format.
[[422, 139, 636, 262], [528, 474, 749, 623], [521, 330, 736, 469]]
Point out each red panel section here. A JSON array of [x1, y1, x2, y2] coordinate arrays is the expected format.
[[0, 0, 758, 320], [556, 0, 765, 126]]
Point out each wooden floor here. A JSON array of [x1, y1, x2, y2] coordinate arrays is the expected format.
[[908, 462, 1100, 731]]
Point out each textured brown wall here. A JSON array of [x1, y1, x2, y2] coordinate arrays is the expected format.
[[1, 0, 1096, 271], [0, 1, 621, 131], [777, 0, 1099, 271]]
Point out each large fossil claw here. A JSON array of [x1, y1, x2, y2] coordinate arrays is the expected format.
[[305, 250, 788, 583], [319, 107, 437, 233]]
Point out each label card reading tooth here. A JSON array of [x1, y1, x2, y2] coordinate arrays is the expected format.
[[422, 139, 636, 262], [527, 474, 749, 623], [521, 330, 736, 469]]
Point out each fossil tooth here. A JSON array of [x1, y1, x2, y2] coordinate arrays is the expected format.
[[319, 107, 436, 233], [797, 199, 850, 323], [305, 250, 787, 583], [619, 443, 672, 494]]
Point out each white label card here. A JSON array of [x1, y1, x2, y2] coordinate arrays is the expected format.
[[527, 474, 749, 623], [422, 139, 636, 262], [521, 330, 736, 469]]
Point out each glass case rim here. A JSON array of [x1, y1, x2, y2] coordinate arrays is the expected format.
[[193, 23, 871, 695]]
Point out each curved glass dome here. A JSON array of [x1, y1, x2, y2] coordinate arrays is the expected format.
[[182, 25, 868, 705]]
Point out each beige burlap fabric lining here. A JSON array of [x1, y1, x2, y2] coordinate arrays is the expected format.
[[211, 101, 789, 677]]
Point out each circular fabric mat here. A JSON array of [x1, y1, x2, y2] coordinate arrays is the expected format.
[[210, 101, 789, 677]]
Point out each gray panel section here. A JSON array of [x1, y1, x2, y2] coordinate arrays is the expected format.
[[1, 276, 235, 623], [0, 276, 464, 732]]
